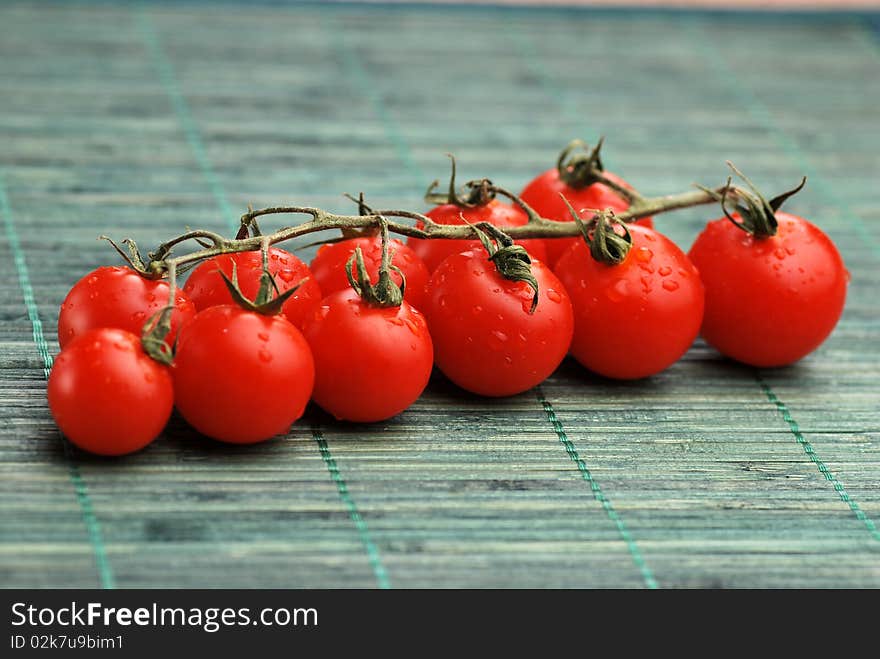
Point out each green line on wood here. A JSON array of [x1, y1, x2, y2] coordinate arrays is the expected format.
[[756, 374, 880, 543], [312, 426, 391, 589], [322, 12, 426, 184], [0, 171, 116, 590], [536, 388, 658, 589], [135, 6, 389, 584], [688, 19, 880, 261], [136, 8, 238, 233]]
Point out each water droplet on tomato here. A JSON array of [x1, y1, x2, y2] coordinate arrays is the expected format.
[[87, 276, 98, 285], [640, 276, 652, 293], [579, 279, 588, 289], [472, 305, 483, 316], [438, 295, 449, 309], [643, 233, 656, 242], [638, 263, 654, 274], [492, 288, 501, 294], [662, 280, 679, 292], [518, 332, 527, 343], [605, 279, 629, 302], [546, 289, 562, 303], [257, 332, 270, 341], [131, 311, 145, 322], [278, 270, 296, 283], [258, 349, 273, 363], [404, 318, 420, 334], [658, 266, 672, 276], [774, 248, 786, 260], [488, 330, 508, 350], [504, 356, 513, 366], [678, 268, 690, 278], [785, 246, 796, 256], [144, 371, 155, 383], [147, 292, 156, 302], [635, 247, 653, 263], [388, 317, 404, 326]]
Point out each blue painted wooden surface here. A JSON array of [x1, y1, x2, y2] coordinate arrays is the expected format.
[[1, 1, 878, 588]]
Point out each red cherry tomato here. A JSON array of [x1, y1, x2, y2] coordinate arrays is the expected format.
[[173, 306, 315, 443], [520, 169, 654, 267], [58, 266, 196, 350], [554, 224, 704, 379], [408, 200, 548, 272], [688, 212, 847, 367], [47, 328, 173, 456], [183, 247, 321, 330], [425, 249, 573, 397], [310, 235, 430, 310], [302, 289, 433, 422]]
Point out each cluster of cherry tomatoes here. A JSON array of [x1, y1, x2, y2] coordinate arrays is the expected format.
[[46, 143, 849, 456]]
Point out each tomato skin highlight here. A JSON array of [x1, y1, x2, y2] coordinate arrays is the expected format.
[[425, 249, 574, 397], [407, 200, 548, 272], [688, 212, 847, 367], [172, 306, 315, 444], [58, 266, 196, 350], [554, 225, 704, 380], [183, 247, 321, 330], [310, 235, 430, 311], [520, 169, 654, 268], [47, 328, 173, 456], [302, 289, 433, 422]]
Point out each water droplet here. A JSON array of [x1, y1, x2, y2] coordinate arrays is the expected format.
[[278, 270, 296, 283], [87, 276, 98, 285], [662, 280, 679, 292], [472, 269, 481, 276], [643, 233, 656, 242], [488, 330, 508, 350], [465, 336, 474, 344], [606, 278, 629, 302], [504, 356, 513, 366], [492, 288, 501, 294], [772, 263, 782, 271], [635, 247, 653, 263], [658, 266, 672, 277], [774, 248, 786, 260], [471, 305, 483, 316], [678, 268, 690, 278], [146, 292, 156, 302], [404, 318, 420, 334], [579, 279, 588, 289], [131, 311, 146, 322], [546, 289, 562, 303], [438, 295, 449, 309], [89, 291, 99, 300], [388, 317, 404, 326], [258, 349, 273, 363], [401, 253, 412, 264], [785, 246, 796, 256], [113, 340, 129, 351], [638, 263, 654, 274], [518, 332, 527, 343], [640, 276, 652, 293], [257, 332, 270, 341]]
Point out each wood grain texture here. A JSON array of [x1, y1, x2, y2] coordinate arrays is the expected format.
[[1, 1, 878, 589]]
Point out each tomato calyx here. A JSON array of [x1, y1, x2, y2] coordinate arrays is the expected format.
[[470, 221, 540, 313], [424, 154, 496, 209], [100, 235, 167, 280], [557, 138, 607, 190], [704, 162, 807, 239], [218, 243, 306, 316], [561, 195, 633, 265], [345, 218, 406, 308]]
